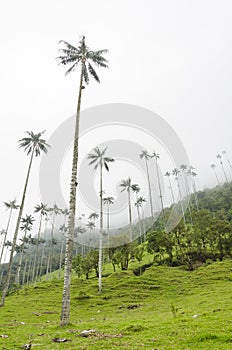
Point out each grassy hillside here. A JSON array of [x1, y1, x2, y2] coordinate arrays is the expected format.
[[0, 259, 232, 349]]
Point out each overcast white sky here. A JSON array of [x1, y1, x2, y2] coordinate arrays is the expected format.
[[0, 0, 232, 237]]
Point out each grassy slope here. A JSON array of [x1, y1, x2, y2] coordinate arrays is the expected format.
[[0, 259, 232, 349]]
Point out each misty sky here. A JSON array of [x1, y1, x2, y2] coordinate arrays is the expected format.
[[0, 0, 232, 236]]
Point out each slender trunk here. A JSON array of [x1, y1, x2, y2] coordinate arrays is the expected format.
[[128, 189, 132, 242], [15, 234, 27, 284], [167, 176, 175, 204], [38, 219, 48, 280], [1, 149, 34, 307], [107, 205, 110, 262], [220, 161, 228, 183], [0, 209, 13, 264], [58, 230, 65, 279], [31, 214, 42, 282], [155, 158, 165, 227], [213, 169, 220, 185], [49, 212, 56, 274], [176, 177, 186, 227], [60, 71, 83, 326], [98, 162, 103, 292], [22, 255, 28, 285], [136, 206, 142, 243], [145, 159, 154, 218]]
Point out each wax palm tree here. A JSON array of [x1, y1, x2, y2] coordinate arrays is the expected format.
[[210, 164, 220, 185], [164, 171, 175, 204], [216, 154, 228, 183], [139, 150, 154, 218], [32, 203, 48, 282], [0, 200, 19, 264], [103, 196, 114, 255], [151, 151, 165, 226], [15, 215, 35, 284], [1, 131, 50, 306], [134, 199, 143, 242], [58, 35, 108, 325], [88, 147, 114, 292], [120, 177, 139, 242]]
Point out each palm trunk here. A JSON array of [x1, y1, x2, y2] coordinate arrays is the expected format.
[[60, 71, 83, 326], [15, 234, 27, 284], [155, 159, 165, 227], [58, 230, 65, 279], [98, 162, 103, 292], [107, 205, 110, 262], [136, 206, 142, 243], [213, 168, 220, 185], [1, 149, 34, 307], [0, 209, 13, 264], [31, 215, 42, 282], [220, 160, 228, 183], [128, 189, 132, 242], [145, 159, 154, 218], [167, 176, 175, 204]]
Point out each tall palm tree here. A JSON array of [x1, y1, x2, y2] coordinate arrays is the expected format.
[[88, 212, 99, 242], [58, 35, 108, 325], [88, 147, 114, 292], [164, 171, 175, 204], [151, 151, 165, 226], [216, 154, 228, 183], [103, 196, 114, 254], [32, 203, 48, 282], [120, 177, 139, 242], [210, 164, 220, 185], [1, 131, 50, 306], [139, 150, 154, 218], [15, 215, 35, 284], [0, 200, 19, 264], [134, 199, 143, 242]]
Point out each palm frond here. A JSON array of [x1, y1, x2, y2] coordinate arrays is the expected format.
[[88, 62, 100, 83]]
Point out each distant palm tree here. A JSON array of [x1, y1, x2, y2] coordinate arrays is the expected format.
[[152, 152, 165, 226], [139, 150, 154, 218], [120, 177, 139, 242], [134, 199, 143, 242], [15, 215, 35, 284], [210, 164, 220, 185], [103, 196, 114, 254], [1, 131, 50, 306], [0, 200, 19, 264], [216, 154, 228, 183], [164, 171, 175, 204], [58, 36, 108, 325], [32, 203, 48, 282], [88, 147, 114, 292]]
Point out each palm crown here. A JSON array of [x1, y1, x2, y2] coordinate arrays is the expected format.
[[88, 147, 114, 171], [57, 35, 108, 83], [18, 131, 50, 156]]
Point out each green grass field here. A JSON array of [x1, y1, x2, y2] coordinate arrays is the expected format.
[[1, 258, 232, 349]]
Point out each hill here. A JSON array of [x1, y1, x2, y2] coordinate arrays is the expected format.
[[0, 259, 232, 349]]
